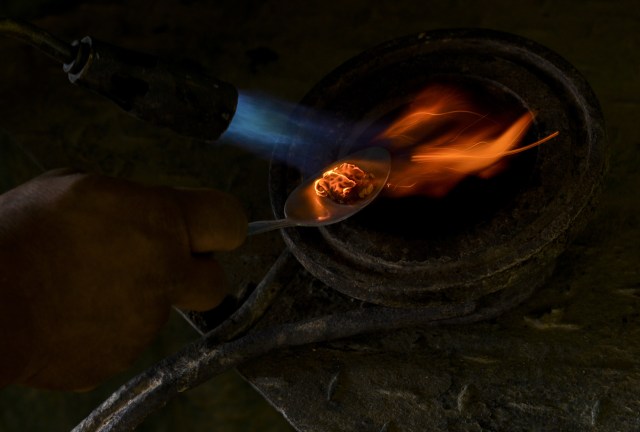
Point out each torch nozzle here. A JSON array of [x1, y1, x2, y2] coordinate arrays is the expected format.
[[1, 18, 238, 141]]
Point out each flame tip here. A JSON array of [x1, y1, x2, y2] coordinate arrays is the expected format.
[[379, 85, 559, 197]]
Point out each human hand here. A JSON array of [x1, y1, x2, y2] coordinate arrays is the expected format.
[[0, 169, 246, 391]]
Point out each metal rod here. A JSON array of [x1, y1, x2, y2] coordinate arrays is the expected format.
[[247, 218, 297, 236], [74, 300, 477, 432], [74, 244, 540, 431]]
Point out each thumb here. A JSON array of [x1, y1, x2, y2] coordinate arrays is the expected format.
[[172, 188, 247, 253], [171, 256, 230, 311]]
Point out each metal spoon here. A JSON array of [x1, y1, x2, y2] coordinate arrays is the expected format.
[[248, 146, 391, 235]]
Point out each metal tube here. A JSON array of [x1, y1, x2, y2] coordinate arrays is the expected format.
[[74, 300, 476, 432], [0, 18, 74, 63]]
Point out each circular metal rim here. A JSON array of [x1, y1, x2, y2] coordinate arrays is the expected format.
[[269, 28, 607, 307]]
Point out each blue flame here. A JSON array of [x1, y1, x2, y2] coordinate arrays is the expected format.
[[223, 91, 290, 156], [222, 90, 331, 163]]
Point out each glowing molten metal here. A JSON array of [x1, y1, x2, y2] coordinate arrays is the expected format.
[[314, 163, 376, 205], [379, 85, 559, 197]]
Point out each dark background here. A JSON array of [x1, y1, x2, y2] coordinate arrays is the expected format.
[[0, 0, 638, 430]]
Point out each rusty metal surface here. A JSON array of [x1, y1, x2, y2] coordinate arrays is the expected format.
[[240, 231, 640, 430]]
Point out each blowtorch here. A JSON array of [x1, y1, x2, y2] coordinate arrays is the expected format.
[[0, 18, 238, 141]]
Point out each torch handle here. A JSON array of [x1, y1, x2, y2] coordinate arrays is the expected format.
[[63, 36, 237, 141], [1, 19, 238, 140]]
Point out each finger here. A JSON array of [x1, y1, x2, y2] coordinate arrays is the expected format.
[[172, 188, 247, 253], [170, 256, 229, 311]]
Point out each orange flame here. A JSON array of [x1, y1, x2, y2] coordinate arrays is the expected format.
[[378, 85, 559, 197]]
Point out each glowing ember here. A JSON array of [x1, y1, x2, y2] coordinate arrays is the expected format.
[[314, 162, 376, 204], [378, 85, 559, 197]]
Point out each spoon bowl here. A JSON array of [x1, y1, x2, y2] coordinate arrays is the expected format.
[[248, 147, 391, 235]]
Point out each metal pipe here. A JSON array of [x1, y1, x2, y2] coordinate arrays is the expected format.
[[0, 18, 74, 63], [74, 299, 477, 432]]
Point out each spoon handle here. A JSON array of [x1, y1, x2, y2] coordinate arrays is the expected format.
[[247, 219, 296, 236]]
